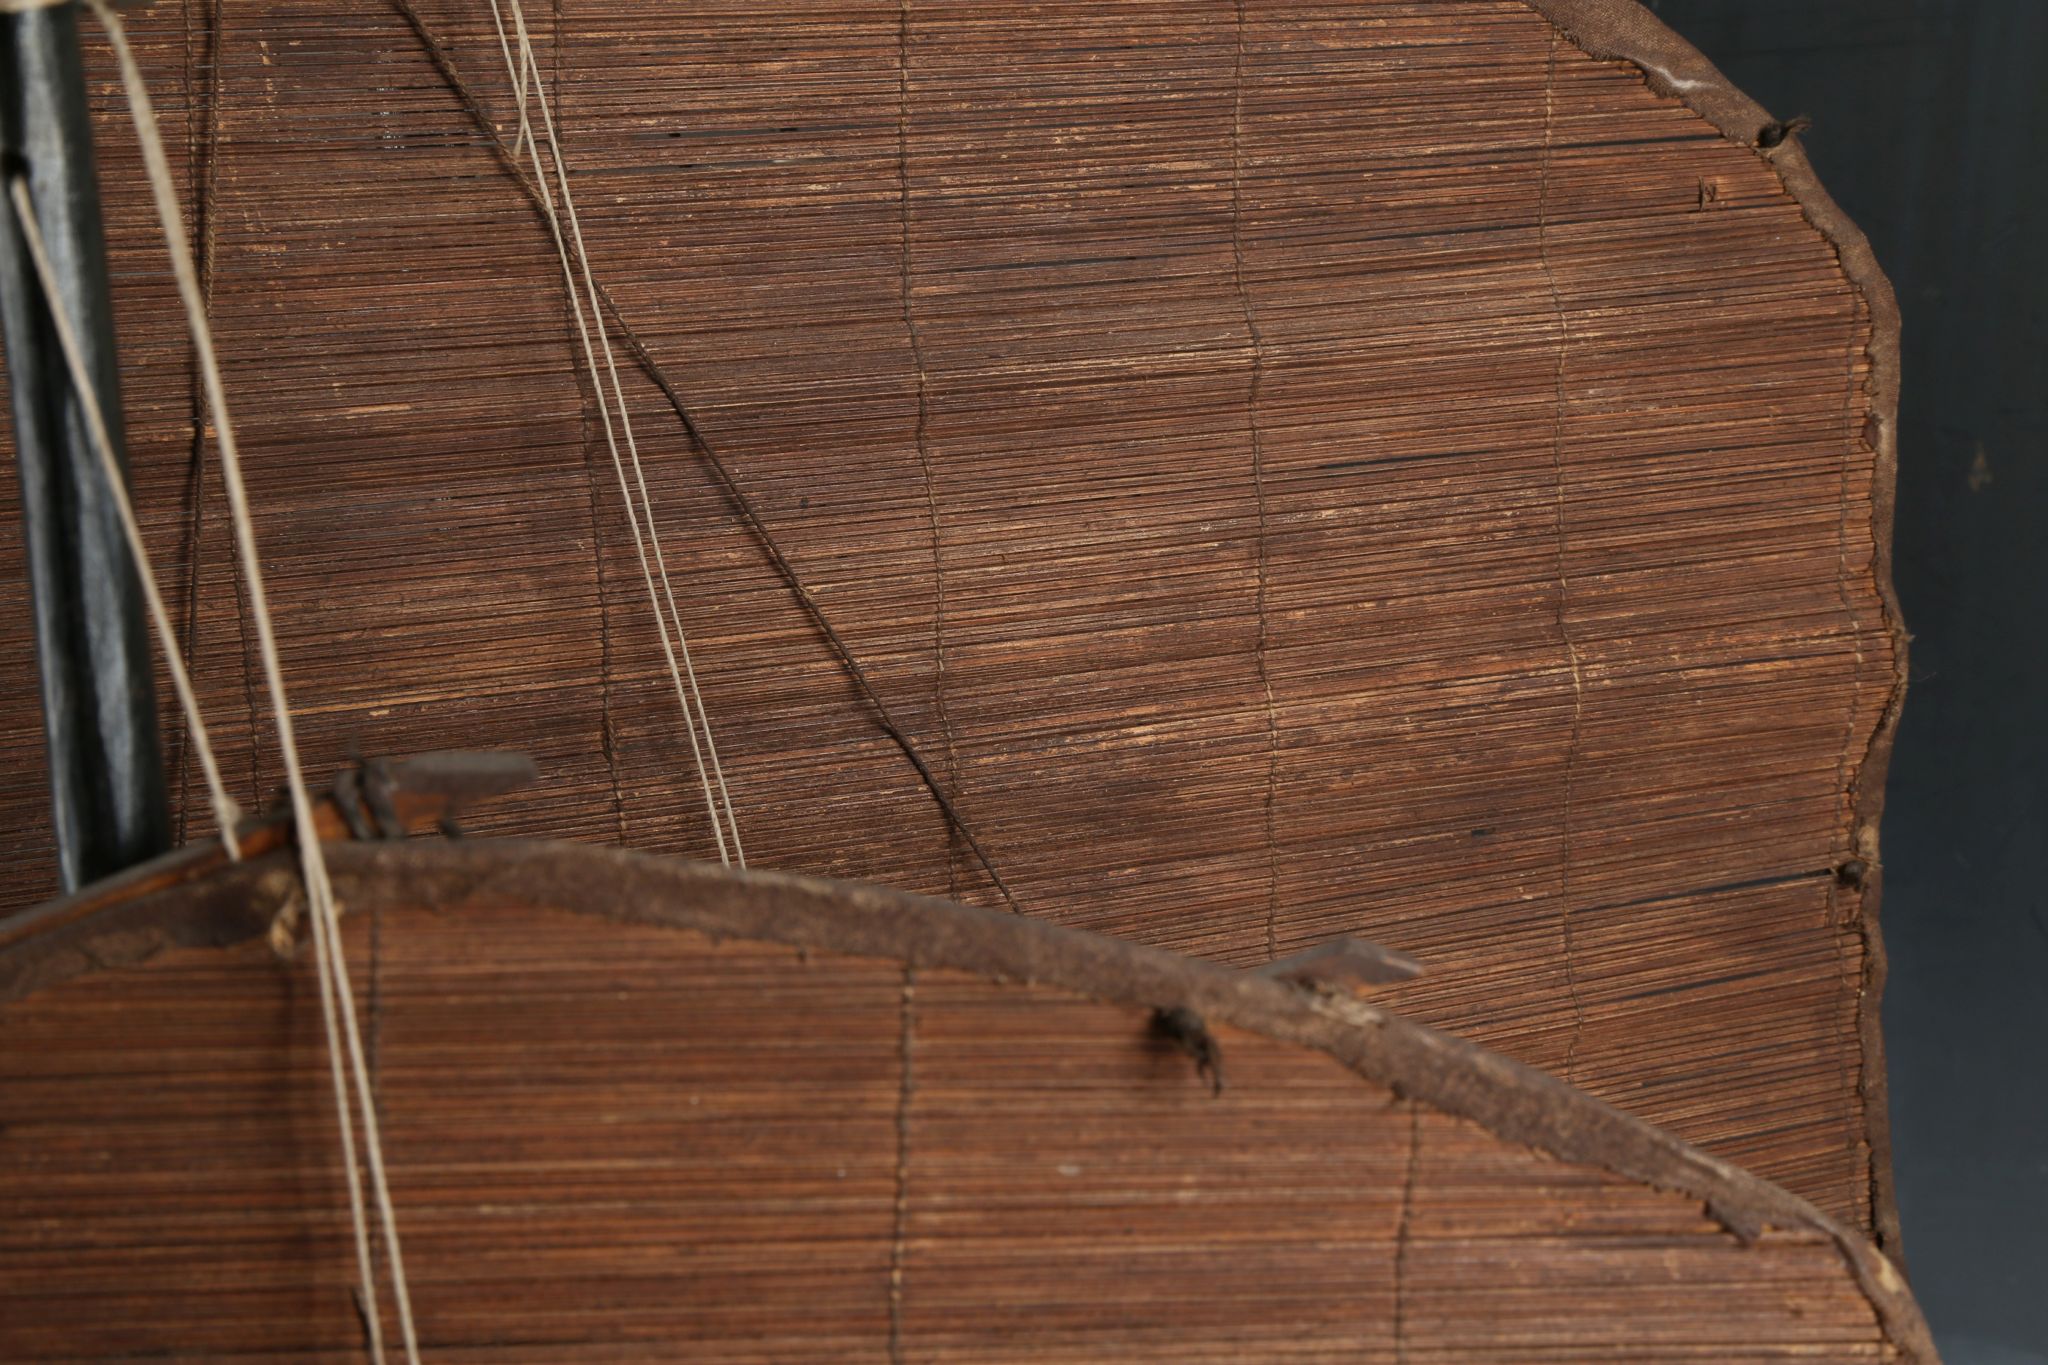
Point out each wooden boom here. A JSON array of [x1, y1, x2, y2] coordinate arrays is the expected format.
[[0, 837, 1931, 1360]]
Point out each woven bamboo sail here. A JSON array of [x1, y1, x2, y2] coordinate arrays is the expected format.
[[0, 839, 1933, 1359], [0, 0, 1905, 1305]]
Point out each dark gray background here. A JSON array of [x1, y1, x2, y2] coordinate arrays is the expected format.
[[1646, 2, 2047, 1360]]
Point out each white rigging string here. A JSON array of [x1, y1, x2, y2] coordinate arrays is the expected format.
[[3, 179, 244, 860], [81, 3, 422, 1360], [485, 0, 745, 868], [17, 1, 754, 1345]]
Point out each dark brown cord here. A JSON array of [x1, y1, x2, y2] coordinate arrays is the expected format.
[[388, 0, 1022, 914]]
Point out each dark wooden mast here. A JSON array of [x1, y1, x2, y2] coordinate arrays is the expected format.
[[0, 0, 169, 892]]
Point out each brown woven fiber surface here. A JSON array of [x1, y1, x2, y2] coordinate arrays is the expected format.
[[0, 0, 1902, 1247], [0, 840, 1935, 1360]]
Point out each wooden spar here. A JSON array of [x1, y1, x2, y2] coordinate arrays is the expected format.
[[0, 838, 1936, 1360], [0, 0, 169, 891]]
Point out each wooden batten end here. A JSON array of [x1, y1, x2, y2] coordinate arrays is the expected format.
[[1253, 936, 1425, 996]]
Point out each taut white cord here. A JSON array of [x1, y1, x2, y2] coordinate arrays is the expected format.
[[486, 0, 744, 866], [84, 2, 422, 1359]]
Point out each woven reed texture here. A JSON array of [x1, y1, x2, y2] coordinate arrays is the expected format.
[[0, 0, 1897, 1239], [0, 874, 1911, 1360]]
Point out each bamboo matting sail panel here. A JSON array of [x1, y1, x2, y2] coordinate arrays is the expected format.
[[0, 841, 1934, 1361], [0, 1, 1904, 1245]]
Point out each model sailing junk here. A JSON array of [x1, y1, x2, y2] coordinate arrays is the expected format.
[[0, 0, 1921, 1358]]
